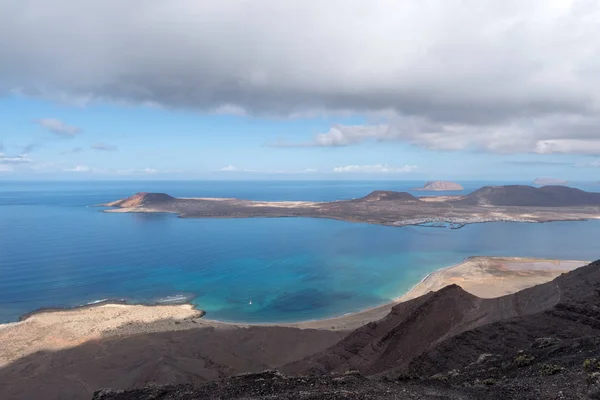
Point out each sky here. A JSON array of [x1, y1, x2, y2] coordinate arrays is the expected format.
[[1, 0, 599, 181]]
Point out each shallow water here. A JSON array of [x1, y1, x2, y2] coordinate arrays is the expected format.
[[1, 180, 599, 323]]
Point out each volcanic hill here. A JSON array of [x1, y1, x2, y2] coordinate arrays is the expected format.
[[456, 185, 600, 207]]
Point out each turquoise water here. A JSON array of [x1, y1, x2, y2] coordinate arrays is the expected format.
[[1, 180, 599, 323]]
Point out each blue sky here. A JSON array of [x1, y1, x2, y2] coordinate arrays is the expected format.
[[1, 1, 599, 181], [0, 95, 595, 181]]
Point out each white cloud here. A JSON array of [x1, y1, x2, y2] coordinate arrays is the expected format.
[[64, 165, 91, 172], [285, 113, 600, 155], [35, 118, 81, 137], [333, 164, 417, 173], [0, 164, 13, 172], [0, 153, 32, 164], [221, 165, 239, 172], [271, 125, 391, 148], [313, 125, 390, 147], [534, 139, 600, 155]]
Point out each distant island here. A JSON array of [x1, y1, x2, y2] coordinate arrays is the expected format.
[[533, 177, 568, 186], [102, 185, 600, 228], [412, 181, 464, 191]]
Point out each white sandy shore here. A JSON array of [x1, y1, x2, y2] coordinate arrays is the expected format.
[[0, 256, 587, 367]]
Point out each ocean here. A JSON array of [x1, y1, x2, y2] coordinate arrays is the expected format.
[[1, 180, 599, 324]]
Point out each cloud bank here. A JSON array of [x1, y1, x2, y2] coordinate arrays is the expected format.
[[282, 114, 600, 155], [1, 1, 600, 154]]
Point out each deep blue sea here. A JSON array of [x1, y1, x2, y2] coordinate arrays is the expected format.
[[1, 180, 600, 324]]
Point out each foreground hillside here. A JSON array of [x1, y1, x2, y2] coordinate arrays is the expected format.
[[95, 336, 600, 399], [94, 260, 600, 399], [285, 259, 600, 377]]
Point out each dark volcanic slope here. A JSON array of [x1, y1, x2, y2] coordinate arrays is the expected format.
[[93, 337, 600, 400], [457, 185, 600, 206], [408, 259, 600, 377], [284, 260, 600, 378], [93, 370, 476, 400], [283, 285, 485, 376], [0, 326, 345, 400]]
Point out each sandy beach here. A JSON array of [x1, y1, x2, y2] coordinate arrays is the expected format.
[[0, 256, 587, 368], [285, 256, 586, 330]]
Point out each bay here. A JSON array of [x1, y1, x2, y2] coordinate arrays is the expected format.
[[1, 180, 599, 323]]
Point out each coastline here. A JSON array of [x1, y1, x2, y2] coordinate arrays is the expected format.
[[0, 256, 588, 367], [9, 256, 587, 327], [102, 204, 596, 227], [276, 256, 587, 330], [17, 299, 129, 322]]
